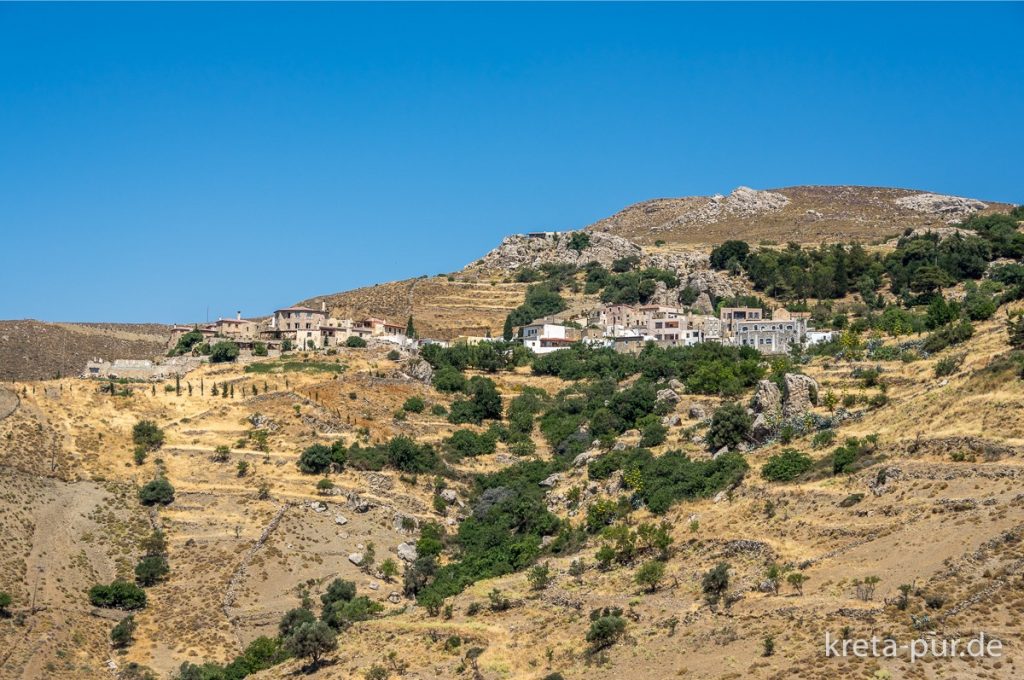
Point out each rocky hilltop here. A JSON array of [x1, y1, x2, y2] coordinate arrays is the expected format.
[[585, 185, 1012, 245]]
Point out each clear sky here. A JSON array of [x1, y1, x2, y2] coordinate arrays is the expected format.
[[1, 2, 1021, 323]]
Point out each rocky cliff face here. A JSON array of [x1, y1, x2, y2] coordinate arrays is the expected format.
[[469, 231, 743, 300], [470, 231, 643, 272]]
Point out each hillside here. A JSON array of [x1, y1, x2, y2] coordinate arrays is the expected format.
[[0, 321, 169, 381], [585, 185, 1014, 245], [2, 303, 1024, 680]]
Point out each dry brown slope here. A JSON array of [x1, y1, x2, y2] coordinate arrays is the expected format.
[[0, 320, 169, 381], [586, 185, 1015, 245], [298, 276, 531, 340]]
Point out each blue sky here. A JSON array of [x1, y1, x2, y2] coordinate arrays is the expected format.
[[1, 2, 1022, 323]]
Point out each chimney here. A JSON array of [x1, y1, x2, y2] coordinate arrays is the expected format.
[[237, 311, 241, 320]]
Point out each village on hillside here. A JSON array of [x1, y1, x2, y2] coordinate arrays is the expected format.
[[83, 295, 836, 381]]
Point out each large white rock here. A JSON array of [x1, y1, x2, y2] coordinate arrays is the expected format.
[[348, 553, 364, 566], [397, 542, 418, 563]]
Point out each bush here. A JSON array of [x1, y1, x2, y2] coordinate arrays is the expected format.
[[448, 376, 502, 425], [586, 612, 627, 651], [385, 436, 438, 473], [432, 366, 467, 392], [639, 421, 667, 447], [923, 320, 974, 354], [209, 341, 240, 363], [0, 592, 11, 617], [568, 232, 591, 252], [812, 429, 836, 449], [252, 342, 268, 356], [138, 478, 175, 506], [761, 448, 813, 482], [402, 396, 425, 413], [934, 353, 965, 377], [284, 621, 337, 666], [634, 560, 666, 592], [387, 349, 401, 361], [702, 562, 730, 605], [706, 403, 752, 451], [132, 420, 165, 452], [345, 336, 367, 348], [298, 442, 346, 474], [278, 607, 316, 637], [89, 580, 147, 610], [444, 429, 497, 459], [111, 615, 137, 648], [134, 555, 169, 586], [588, 448, 748, 515]]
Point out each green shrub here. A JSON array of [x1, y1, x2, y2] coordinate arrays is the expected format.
[[702, 562, 730, 605], [402, 396, 425, 413], [444, 429, 497, 459], [111, 615, 137, 648], [88, 581, 147, 610], [706, 403, 752, 451], [138, 478, 174, 506], [923, 320, 974, 354], [586, 612, 627, 651], [210, 341, 240, 363], [761, 448, 813, 482], [934, 353, 965, 377], [298, 442, 346, 474], [345, 336, 367, 348], [812, 429, 836, 449], [134, 555, 169, 586], [132, 420, 165, 452], [639, 421, 667, 447], [432, 366, 467, 392]]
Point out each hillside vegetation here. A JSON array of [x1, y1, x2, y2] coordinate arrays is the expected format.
[[0, 188, 1022, 680]]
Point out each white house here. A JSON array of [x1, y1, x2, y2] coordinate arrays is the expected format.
[[521, 322, 579, 354]]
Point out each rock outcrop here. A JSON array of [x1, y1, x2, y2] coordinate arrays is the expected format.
[[752, 380, 783, 419], [895, 192, 987, 223], [782, 374, 819, 419], [471, 231, 643, 273]]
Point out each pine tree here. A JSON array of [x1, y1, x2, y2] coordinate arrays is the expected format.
[[503, 315, 514, 341]]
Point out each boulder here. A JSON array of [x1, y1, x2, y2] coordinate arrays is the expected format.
[[783, 374, 819, 419], [714, 446, 729, 459], [334, 514, 348, 526], [439, 489, 458, 503], [397, 542, 418, 562], [573, 449, 599, 468], [688, 404, 708, 420], [692, 292, 714, 314], [661, 414, 681, 427], [667, 378, 685, 392], [388, 591, 402, 604], [751, 413, 773, 443], [752, 380, 782, 418], [368, 581, 379, 591], [656, 388, 680, 404], [401, 358, 434, 384], [348, 553, 364, 566], [540, 473, 562, 488]]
